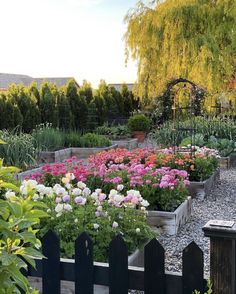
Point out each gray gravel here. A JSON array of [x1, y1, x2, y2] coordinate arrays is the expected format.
[[158, 168, 236, 276]]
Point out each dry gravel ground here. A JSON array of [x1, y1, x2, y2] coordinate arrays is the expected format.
[[158, 168, 236, 276]]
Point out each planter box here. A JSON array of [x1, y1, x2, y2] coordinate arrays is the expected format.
[[112, 138, 138, 150], [39, 148, 72, 164], [71, 144, 117, 159], [218, 157, 230, 169], [28, 250, 143, 294], [17, 166, 42, 181], [38, 145, 118, 163], [229, 152, 236, 168], [188, 169, 220, 199], [146, 196, 192, 236]]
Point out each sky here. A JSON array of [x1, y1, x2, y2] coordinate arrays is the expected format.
[[0, 0, 138, 87]]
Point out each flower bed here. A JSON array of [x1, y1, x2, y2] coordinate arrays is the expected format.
[[16, 178, 155, 262]]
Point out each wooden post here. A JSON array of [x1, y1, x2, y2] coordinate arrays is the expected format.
[[203, 220, 236, 294]]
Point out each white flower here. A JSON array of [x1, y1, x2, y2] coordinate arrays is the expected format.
[[44, 187, 53, 195], [55, 203, 64, 213], [32, 194, 40, 201], [65, 173, 75, 180], [128, 190, 141, 198], [136, 228, 140, 233], [97, 205, 103, 212], [64, 204, 72, 211], [72, 188, 82, 196], [117, 184, 124, 191], [113, 194, 124, 203], [83, 187, 91, 196], [36, 184, 46, 193], [112, 221, 118, 228], [140, 200, 149, 207], [65, 183, 72, 190], [47, 209, 51, 213], [91, 192, 98, 200], [74, 218, 78, 223], [55, 187, 67, 197], [5, 190, 16, 199], [77, 181, 86, 189], [95, 188, 102, 194], [93, 223, 100, 230], [109, 189, 118, 197]]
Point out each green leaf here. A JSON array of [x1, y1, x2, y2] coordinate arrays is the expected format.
[[8, 202, 23, 218], [7, 263, 29, 292], [25, 209, 48, 220], [0, 251, 16, 266], [23, 247, 44, 259], [19, 231, 37, 244]]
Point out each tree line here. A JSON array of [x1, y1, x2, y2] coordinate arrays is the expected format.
[[0, 79, 139, 132]]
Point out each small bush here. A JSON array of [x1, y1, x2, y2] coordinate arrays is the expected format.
[[32, 124, 64, 151], [79, 133, 112, 147], [64, 131, 81, 147], [0, 129, 38, 169], [95, 123, 131, 139], [128, 114, 151, 132]]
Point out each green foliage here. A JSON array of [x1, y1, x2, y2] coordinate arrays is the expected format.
[[206, 136, 235, 157], [128, 114, 151, 132], [125, 0, 236, 98], [0, 130, 38, 169], [40, 82, 57, 126], [64, 131, 82, 147], [95, 123, 131, 139], [78, 133, 112, 148], [32, 124, 65, 151], [57, 91, 72, 130], [190, 156, 218, 181], [152, 116, 236, 147], [193, 280, 212, 294], [0, 159, 47, 293], [181, 134, 205, 147]]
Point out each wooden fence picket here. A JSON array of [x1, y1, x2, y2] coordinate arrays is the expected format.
[[144, 238, 165, 294], [109, 234, 128, 294], [42, 229, 61, 294], [75, 232, 94, 294], [182, 241, 204, 294]]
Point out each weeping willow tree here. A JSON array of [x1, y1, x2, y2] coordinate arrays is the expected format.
[[125, 0, 236, 100]]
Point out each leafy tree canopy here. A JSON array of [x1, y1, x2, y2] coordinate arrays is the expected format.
[[125, 0, 236, 98]]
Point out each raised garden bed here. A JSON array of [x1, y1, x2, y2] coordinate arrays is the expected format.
[[112, 138, 138, 150], [229, 152, 236, 168], [218, 156, 230, 169], [39, 145, 118, 163], [146, 196, 192, 236], [188, 169, 220, 199]]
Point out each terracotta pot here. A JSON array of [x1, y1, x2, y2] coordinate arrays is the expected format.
[[132, 131, 145, 143]]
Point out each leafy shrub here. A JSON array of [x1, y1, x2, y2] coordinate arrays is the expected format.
[[32, 124, 65, 151], [79, 133, 112, 147], [0, 130, 38, 169], [128, 114, 151, 132], [96, 123, 131, 139], [206, 136, 235, 157], [0, 160, 48, 293], [64, 131, 81, 147]]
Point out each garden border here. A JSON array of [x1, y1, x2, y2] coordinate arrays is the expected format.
[[188, 169, 220, 199], [146, 196, 192, 235]]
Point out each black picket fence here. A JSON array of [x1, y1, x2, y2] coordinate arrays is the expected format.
[[26, 230, 208, 294]]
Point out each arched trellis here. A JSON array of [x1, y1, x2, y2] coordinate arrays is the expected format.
[[155, 78, 206, 123]]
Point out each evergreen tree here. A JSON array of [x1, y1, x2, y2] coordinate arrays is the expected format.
[[125, 0, 236, 98], [79, 80, 93, 104], [66, 79, 88, 130], [40, 82, 57, 126], [57, 90, 72, 130]]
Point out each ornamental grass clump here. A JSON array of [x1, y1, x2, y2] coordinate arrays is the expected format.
[[17, 176, 155, 262], [0, 129, 39, 169]]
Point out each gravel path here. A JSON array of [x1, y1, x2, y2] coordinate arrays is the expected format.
[[158, 168, 236, 276]]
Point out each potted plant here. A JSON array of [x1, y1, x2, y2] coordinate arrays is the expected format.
[[127, 114, 151, 143]]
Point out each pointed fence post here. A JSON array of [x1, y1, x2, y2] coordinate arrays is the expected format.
[[203, 220, 236, 294], [75, 232, 94, 294], [42, 230, 61, 294], [109, 234, 128, 294], [182, 241, 204, 294], [144, 238, 165, 294]]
